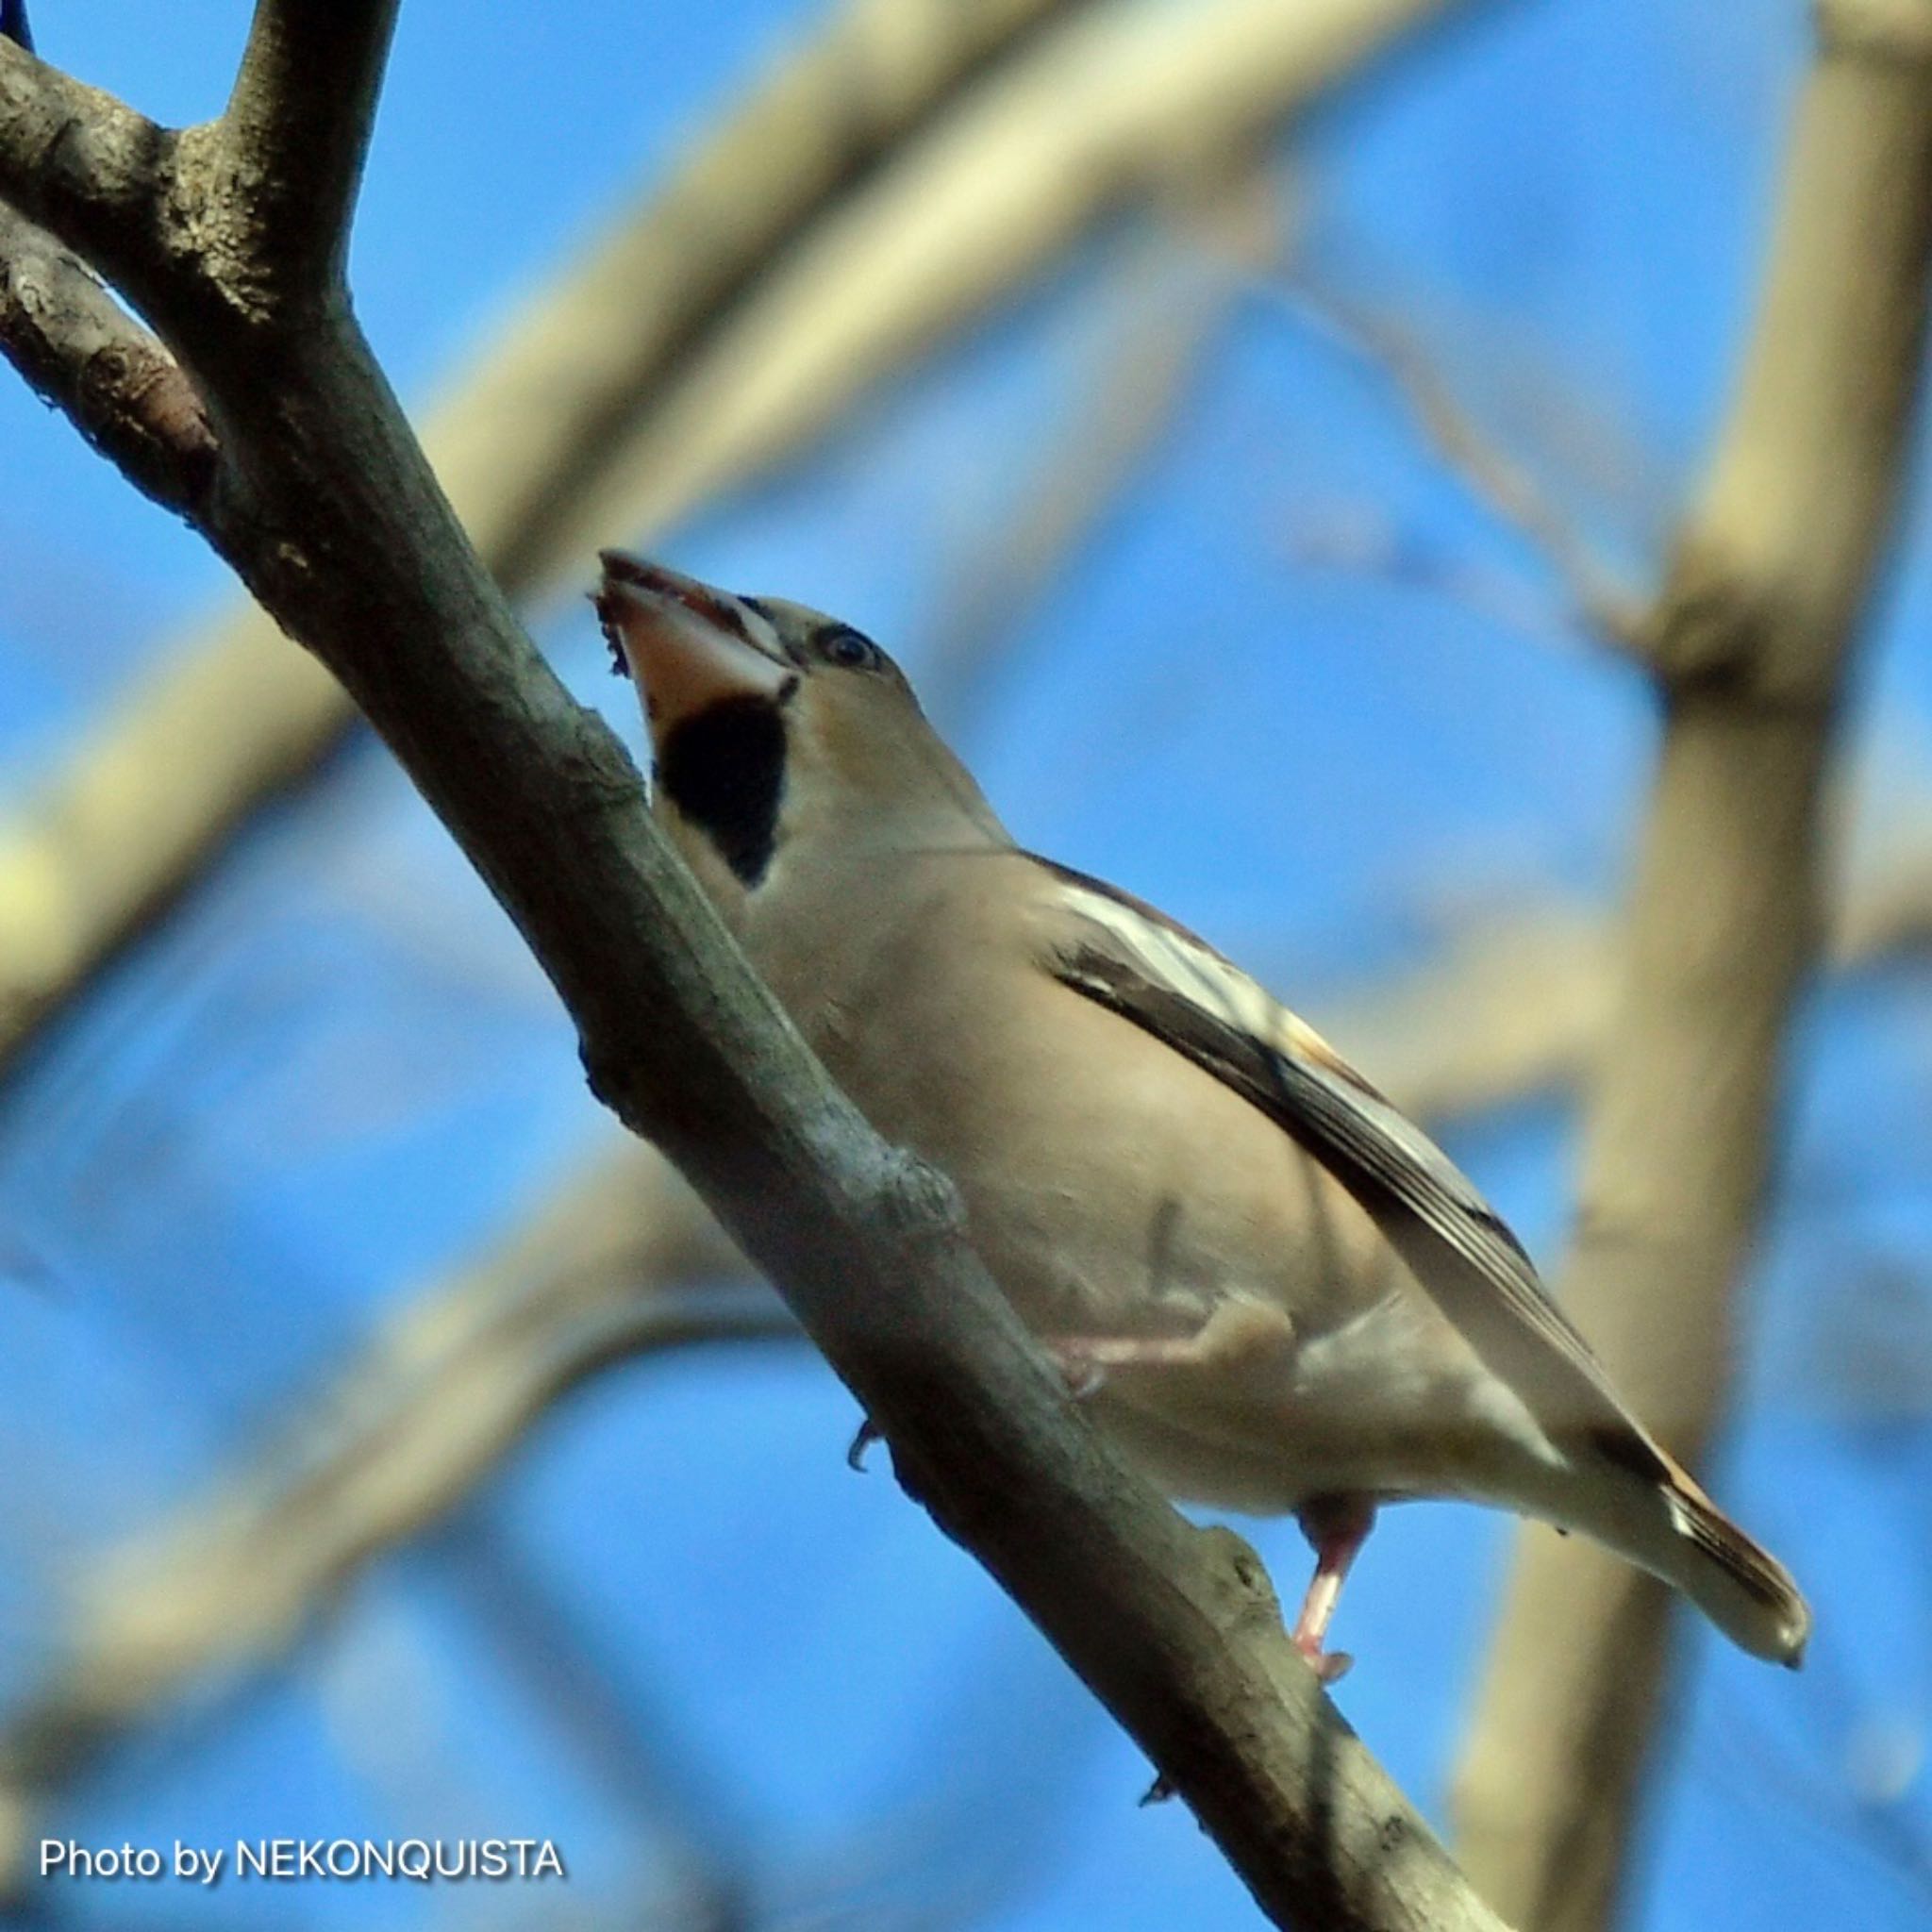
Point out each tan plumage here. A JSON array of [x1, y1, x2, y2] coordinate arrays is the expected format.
[[594, 549, 1811, 1674]]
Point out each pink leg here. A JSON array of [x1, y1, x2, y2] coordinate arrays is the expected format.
[[1291, 1494, 1376, 1685]]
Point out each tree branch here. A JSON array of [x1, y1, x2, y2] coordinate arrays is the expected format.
[[0, 8, 1506, 1927], [0, 199, 218, 515], [216, 0, 400, 297], [0, 38, 167, 297], [1451, 10, 1932, 1928]]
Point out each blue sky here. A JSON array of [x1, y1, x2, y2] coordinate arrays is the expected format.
[[2, 2, 1928, 1927]]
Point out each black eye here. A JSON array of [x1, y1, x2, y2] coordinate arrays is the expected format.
[[818, 625, 878, 672]]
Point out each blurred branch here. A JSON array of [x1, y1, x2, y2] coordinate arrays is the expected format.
[[1333, 813, 1932, 1125], [578, 0, 1476, 538], [445, 1518, 765, 1929], [0, 11, 1507, 1930], [0, 0, 1474, 1078], [1451, 11, 1932, 1930], [919, 163, 1285, 727], [0, 1150, 767, 1886], [1274, 275, 1648, 647]]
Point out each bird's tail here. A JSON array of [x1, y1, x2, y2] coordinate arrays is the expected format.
[[1508, 1441, 1811, 1664], [1652, 1470, 1810, 1666]]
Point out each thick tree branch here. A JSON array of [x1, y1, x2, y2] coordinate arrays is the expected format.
[[0, 39, 167, 297], [0, 0, 1474, 1080], [0, 9, 1505, 1928], [1451, 11, 1932, 1929]]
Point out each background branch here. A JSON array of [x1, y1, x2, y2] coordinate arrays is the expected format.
[[1450, 11, 1932, 1927], [0, 1157, 773, 1890], [0, 8, 1507, 1927]]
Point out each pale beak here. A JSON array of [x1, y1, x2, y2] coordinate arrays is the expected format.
[[595, 550, 791, 728]]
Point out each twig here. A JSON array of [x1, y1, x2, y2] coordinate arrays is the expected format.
[[1273, 275, 1648, 648], [0, 12, 1507, 1928], [1450, 10, 1932, 1929], [918, 165, 1279, 728]]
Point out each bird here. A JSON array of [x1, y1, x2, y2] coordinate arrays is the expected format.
[[592, 548, 1811, 1679]]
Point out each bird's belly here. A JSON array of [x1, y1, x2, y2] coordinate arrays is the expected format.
[[811, 977, 1523, 1511], [866, 996, 1391, 1338]]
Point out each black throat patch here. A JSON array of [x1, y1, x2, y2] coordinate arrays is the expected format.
[[657, 695, 787, 887]]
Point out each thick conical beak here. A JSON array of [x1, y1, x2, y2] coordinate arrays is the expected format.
[[595, 550, 791, 729]]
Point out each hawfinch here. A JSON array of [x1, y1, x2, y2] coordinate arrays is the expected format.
[[593, 550, 1810, 1677]]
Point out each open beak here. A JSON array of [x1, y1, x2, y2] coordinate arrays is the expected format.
[[595, 550, 791, 728]]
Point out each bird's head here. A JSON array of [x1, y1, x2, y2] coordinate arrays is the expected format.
[[594, 551, 1003, 903]]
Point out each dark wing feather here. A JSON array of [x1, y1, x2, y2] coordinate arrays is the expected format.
[[1032, 857, 1669, 1476]]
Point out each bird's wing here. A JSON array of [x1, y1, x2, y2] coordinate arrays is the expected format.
[[1030, 856, 1671, 1476]]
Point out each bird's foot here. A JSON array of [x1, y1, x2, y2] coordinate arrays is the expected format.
[[1289, 1493, 1376, 1686], [1045, 1299, 1296, 1397]]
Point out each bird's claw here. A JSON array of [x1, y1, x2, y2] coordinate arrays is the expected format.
[[1049, 1346, 1108, 1399], [1295, 1640, 1354, 1687], [846, 1417, 882, 1471]]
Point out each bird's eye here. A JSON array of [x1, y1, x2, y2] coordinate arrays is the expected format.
[[818, 625, 878, 672]]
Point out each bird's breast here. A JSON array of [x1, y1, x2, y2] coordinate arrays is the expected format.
[[743, 858, 1394, 1342]]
